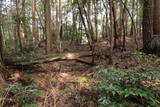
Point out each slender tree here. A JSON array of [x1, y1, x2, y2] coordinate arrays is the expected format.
[[0, 24, 5, 89], [44, 0, 52, 54], [32, 0, 38, 43], [108, 0, 114, 64], [15, 0, 23, 51], [0, 1, 6, 95]]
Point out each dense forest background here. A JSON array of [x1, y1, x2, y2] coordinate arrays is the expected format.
[[0, 0, 144, 54], [0, 0, 160, 106]]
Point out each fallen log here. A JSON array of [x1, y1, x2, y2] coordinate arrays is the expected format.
[[4, 52, 94, 67]]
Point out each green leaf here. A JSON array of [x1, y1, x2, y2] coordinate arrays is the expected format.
[[76, 77, 87, 83]]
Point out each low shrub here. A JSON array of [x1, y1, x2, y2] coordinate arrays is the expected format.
[[5, 85, 42, 106], [94, 66, 160, 107]]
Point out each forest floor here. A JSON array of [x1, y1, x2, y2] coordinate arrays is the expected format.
[[2, 37, 160, 107]]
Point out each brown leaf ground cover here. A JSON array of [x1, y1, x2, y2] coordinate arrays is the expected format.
[[1, 37, 160, 107]]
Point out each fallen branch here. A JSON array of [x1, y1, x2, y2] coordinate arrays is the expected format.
[[4, 52, 93, 67]]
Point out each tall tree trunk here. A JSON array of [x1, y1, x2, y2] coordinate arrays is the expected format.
[[0, 20, 6, 95], [153, 0, 160, 35], [108, 0, 114, 64], [72, 9, 79, 44], [111, 1, 118, 48], [36, 9, 45, 40], [15, 0, 23, 51], [56, 0, 62, 53], [130, 0, 135, 36], [44, 0, 52, 54], [21, 0, 28, 45], [102, 0, 109, 38], [93, 0, 98, 41], [142, 0, 153, 52], [32, 0, 38, 43], [122, 0, 127, 49]]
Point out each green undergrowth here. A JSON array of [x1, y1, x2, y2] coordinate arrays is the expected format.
[[131, 51, 160, 63], [94, 66, 160, 107], [5, 84, 42, 106]]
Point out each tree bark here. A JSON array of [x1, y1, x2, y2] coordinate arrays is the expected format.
[[130, 0, 135, 36], [15, 0, 23, 52], [44, 0, 52, 54], [108, 0, 114, 64], [0, 20, 6, 96], [32, 0, 39, 43], [153, 0, 160, 35], [142, 0, 153, 52]]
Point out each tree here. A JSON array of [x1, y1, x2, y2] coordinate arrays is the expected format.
[[142, 0, 153, 52], [108, 0, 114, 64], [0, 24, 5, 94], [15, 0, 23, 51], [150, 0, 160, 53], [55, 0, 62, 53], [32, 0, 39, 43], [0, 1, 6, 94], [44, 0, 52, 54], [153, 0, 160, 35], [143, 0, 160, 53]]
